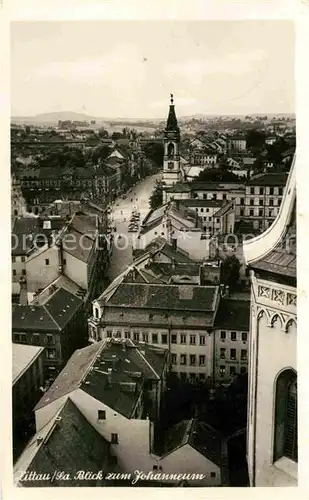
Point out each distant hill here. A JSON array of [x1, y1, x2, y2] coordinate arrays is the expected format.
[[11, 111, 97, 125]]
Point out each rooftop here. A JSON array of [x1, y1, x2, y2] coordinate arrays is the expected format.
[[36, 339, 168, 418], [104, 283, 219, 312], [12, 287, 82, 332], [16, 398, 113, 487], [162, 418, 224, 466], [247, 173, 288, 186], [12, 343, 44, 384], [180, 199, 223, 208]]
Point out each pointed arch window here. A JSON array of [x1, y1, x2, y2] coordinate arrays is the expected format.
[[274, 369, 297, 463]]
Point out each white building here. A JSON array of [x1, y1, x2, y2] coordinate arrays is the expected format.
[[243, 156, 297, 486]]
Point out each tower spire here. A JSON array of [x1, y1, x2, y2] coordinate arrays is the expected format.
[[166, 93, 179, 132]]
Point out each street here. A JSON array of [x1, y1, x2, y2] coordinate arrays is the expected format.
[[107, 173, 161, 280]]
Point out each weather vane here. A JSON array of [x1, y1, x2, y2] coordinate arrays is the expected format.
[[170, 93, 174, 105]]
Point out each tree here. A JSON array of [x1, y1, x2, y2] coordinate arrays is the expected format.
[[246, 129, 266, 150], [111, 132, 123, 140], [197, 168, 240, 182], [149, 180, 163, 210], [220, 255, 241, 289], [143, 142, 164, 168], [98, 128, 109, 138], [91, 144, 111, 164]]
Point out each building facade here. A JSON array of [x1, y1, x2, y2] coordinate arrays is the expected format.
[[244, 157, 297, 486]]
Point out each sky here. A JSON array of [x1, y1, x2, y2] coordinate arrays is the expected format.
[[11, 20, 295, 118]]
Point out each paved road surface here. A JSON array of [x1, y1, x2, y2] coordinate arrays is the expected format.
[[107, 173, 161, 280]]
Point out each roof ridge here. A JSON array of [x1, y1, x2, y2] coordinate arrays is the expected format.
[[135, 345, 159, 380], [42, 304, 62, 331]]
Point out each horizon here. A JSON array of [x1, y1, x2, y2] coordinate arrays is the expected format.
[[11, 20, 295, 119]]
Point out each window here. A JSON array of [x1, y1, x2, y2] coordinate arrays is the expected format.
[[45, 259, 49, 265], [161, 334, 168, 344], [241, 332, 248, 342], [274, 370, 297, 462], [258, 209, 263, 217], [210, 472, 216, 478], [250, 199, 254, 206], [278, 187, 283, 196], [94, 308, 99, 319], [12, 270, 16, 276], [189, 335, 196, 345], [206, 208, 209, 212], [269, 198, 274, 207], [216, 218, 220, 223], [149, 313, 153, 320], [231, 331, 237, 341], [98, 410, 106, 420], [189, 355, 196, 366], [199, 355, 205, 366], [199, 373, 205, 381], [241, 349, 247, 361], [32, 334, 40, 345], [21, 256, 25, 263], [269, 187, 274, 195], [203, 216, 207, 221], [180, 354, 187, 365], [46, 348, 56, 360], [180, 372, 187, 381], [12, 256, 16, 263], [152, 333, 158, 344], [230, 366, 236, 376], [250, 187, 254, 195], [240, 198, 244, 205], [219, 365, 225, 376], [171, 334, 177, 344], [220, 348, 226, 359], [249, 209, 254, 217], [240, 209, 244, 217], [20, 333, 27, 343], [171, 354, 177, 365], [133, 332, 139, 341], [106, 330, 112, 338], [142, 332, 148, 343], [201, 208, 204, 213], [46, 334, 54, 345], [240, 367, 247, 374], [116, 331, 122, 338], [125, 331, 130, 339], [111, 433, 118, 444], [220, 331, 226, 341], [259, 187, 264, 195], [199, 335, 205, 345], [230, 348, 236, 360], [180, 334, 186, 344], [259, 199, 263, 206]]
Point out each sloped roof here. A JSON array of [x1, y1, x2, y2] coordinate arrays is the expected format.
[[12, 343, 44, 384], [12, 288, 82, 332], [104, 283, 219, 312], [162, 419, 224, 466], [36, 339, 168, 417], [247, 173, 288, 186], [17, 398, 113, 487]]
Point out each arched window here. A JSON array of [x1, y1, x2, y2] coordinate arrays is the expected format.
[[274, 369, 297, 462], [167, 142, 174, 157], [94, 307, 99, 319]]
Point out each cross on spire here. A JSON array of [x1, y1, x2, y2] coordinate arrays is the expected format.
[[170, 93, 174, 105]]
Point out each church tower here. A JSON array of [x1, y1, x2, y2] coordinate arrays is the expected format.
[[163, 94, 182, 187]]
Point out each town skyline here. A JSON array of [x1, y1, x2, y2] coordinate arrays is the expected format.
[[11, 20, 294, 118]]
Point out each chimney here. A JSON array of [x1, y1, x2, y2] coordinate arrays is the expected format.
[[107, 367, 112, 384], [225, 285, 230, 296], [36, 436, 43, 446], [122, 339, 126, 351], [219, 284, 225, 296], [171, 238, 177, 251]]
